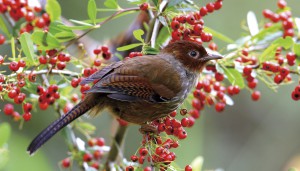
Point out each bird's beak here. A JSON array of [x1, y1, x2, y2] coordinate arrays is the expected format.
[[202, 53, 223, 62]]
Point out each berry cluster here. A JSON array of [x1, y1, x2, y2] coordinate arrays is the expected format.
[[262, 0, 294, 37], [39, 50, 71, 70], [170, 0, 223, 43], [125, 109, 196, 171], [0, 0, 50, 41], [93, 45, 112, 60], [37, 85, 60, 110], [60, 137, 106, 169]]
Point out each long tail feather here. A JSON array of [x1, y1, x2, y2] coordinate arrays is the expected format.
[[27, 94, 101, 155]]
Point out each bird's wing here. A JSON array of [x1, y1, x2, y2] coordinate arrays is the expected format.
[[83, 55, 182, 102]]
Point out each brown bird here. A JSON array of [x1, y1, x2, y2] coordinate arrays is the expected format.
[[27, 40, 222, 154]]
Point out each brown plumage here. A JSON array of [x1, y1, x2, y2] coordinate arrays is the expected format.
[[27, 40, 222, 154]]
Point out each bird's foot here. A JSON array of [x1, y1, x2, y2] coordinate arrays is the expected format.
[[139, 124, 158, 135]]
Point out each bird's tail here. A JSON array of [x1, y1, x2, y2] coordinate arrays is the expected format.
[[27, 93, 101, 155]]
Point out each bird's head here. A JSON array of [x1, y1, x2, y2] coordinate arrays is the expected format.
[[161, 40, 222, 72]]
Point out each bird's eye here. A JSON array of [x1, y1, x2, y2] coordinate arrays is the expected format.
[[188, 50, 199, 58]]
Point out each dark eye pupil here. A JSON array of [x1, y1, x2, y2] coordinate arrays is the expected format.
[[190, 51, 197, 57]]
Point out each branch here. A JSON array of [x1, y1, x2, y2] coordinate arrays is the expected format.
[[6, 69, 80, 79], [105, 125, 128, 171]]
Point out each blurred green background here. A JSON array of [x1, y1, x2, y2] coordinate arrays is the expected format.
[[1, 0, 300, 171]]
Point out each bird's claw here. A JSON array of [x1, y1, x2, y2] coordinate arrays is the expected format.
[[139, 124, 158, 135]]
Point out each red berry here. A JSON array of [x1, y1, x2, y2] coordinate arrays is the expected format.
[[57, 62, 66, 70], [96, 137, 105, 146], [181, 118, 190, 127], [23, 103, 32, 112], [61, 158, 71, 168], [262, 9, 273, 19], [93, 150, 103, 160], [83, 153, 93, 162], [0, 34, 5, 45], [48, 84, 58, 94], [23, 112, 32, 121], [28, 73, 36, 82], [277, 0, 287, 9], [39, 56, 48, 64], [94, 59, 101, 66], [177, 15, 186, 23], [139, 147, 148, 156], [83, 68, 91, 77], [186, 15, 195, 25], [171, 30, 181, 40], [91, 162, 99, 169], [214, 0, 223, 10], [185, 165, 193, 171], [233, 85, 240, 94], [291, 91, 300, 101], [251, 91, 261, 101], [8, 90, 18, 99], [9, 61, 19, 71], [4, 104, 14, 115], [139, 3, 149, 11], [144, 167, 152, 171], [37, 85, 45, 95], [200, 7, 208, 16], [39, 102, 49, 110], [274, 74, 283, 84], [243, 66, 252, 75], [215, 72, 224, 81], [215, 102, 225, 112], [171, 20, 180, 30], [126, 166, 134, 171], [0, 55, 4, 64], [93, 48, 101, 55], [25, 11, 35, 22], [18, 60, 26, 67], [35, 18, 45, 28], [71, 78, 79, 88], [248, 79, 258, 89], [206, 2, 215, 13], [208, 42, 218, 51], [131, 155, 138, 162]]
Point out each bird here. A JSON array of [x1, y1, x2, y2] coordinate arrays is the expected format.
[[27, 40, 222, 155]]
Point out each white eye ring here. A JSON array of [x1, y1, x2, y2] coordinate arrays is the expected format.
[[188, 50, 199, 58]]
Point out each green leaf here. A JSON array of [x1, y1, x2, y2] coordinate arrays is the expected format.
[[260, 37, 293, 62], [152, 0, 158, 6], [0, 123, 11, 147], [155, 26, 170, 48], [143, 45, 159, 55], [49, 21, 72, 35], [11, 37, 15, 59], [204, 27, 234, 43], [117, 43, 143, 51], [45, 0, 61, 21], [55, 31, 76, 42], [288, 168, 298, 171], [104, 0, 119, 9], [0, 148, 9, 170], [293, 43, 300, 56], [0, 15, 11, 37], [251, 23, 281, 41], [31, 31, 61, 50], [57, 24, 94, 30], [127, 0, 146, 5], [223, 67, 245, 88], [19, 33, 36, 65], [133, 29, 144, 43], [76, 122, 96, 134], [190, 156, 204, 171], [88, 0, 97, 24]]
